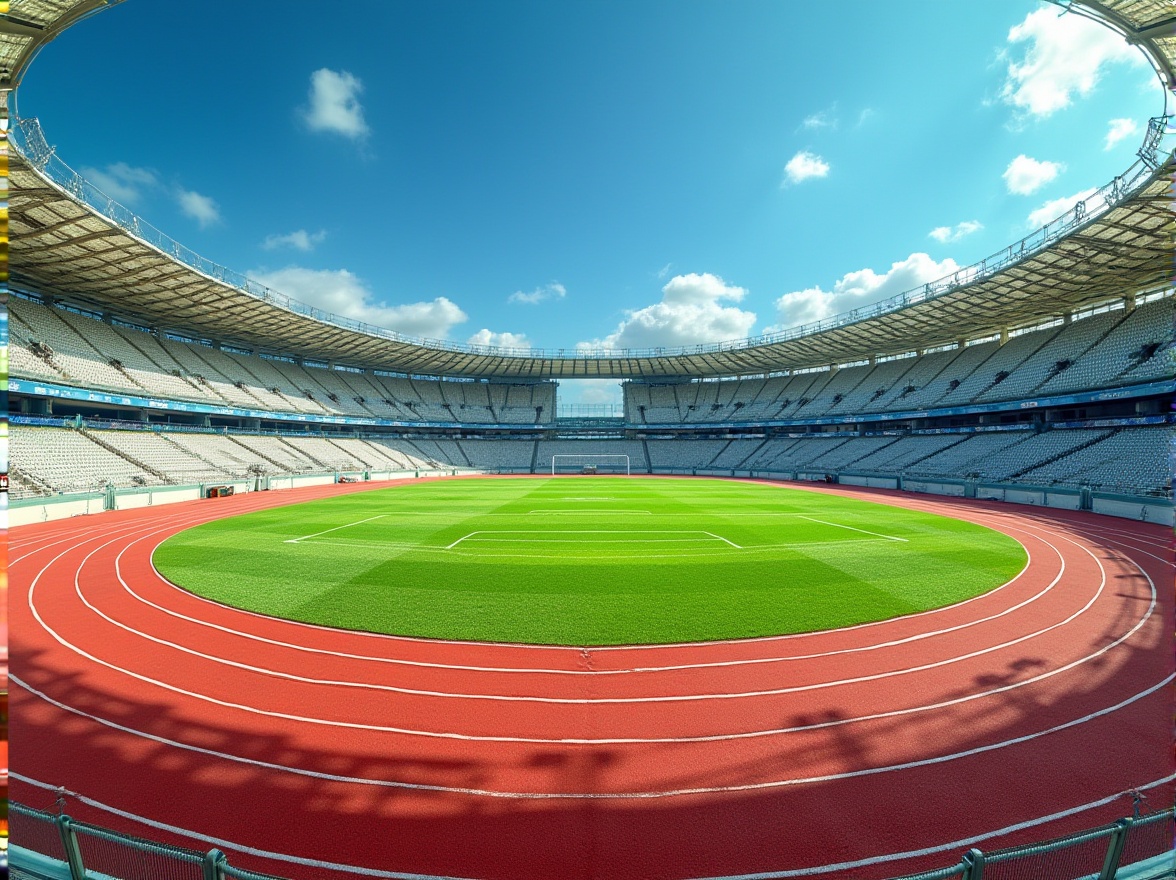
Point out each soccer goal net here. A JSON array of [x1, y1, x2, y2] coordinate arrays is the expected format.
[[551, 454, 631, 475]]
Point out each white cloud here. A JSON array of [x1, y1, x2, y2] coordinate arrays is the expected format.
[[176, 189, 221, 228], [559, 379, 623, 407], [999, 8, 1141, 119], [656, 263, 673, 280], [247, 266, 468, 338], [1026, 187, 1097, 229], [769, 253, 959, 330], [928, 220, 984, 243], [802, 107, 837, 130], [80, 162, 158, 205], [303, 68, 369, 139], [1002, 155, 1064, 195], [508, 282, 566, 305], [263, 229, 328, 252], [855, 108, 877, 127], [467, 329, 531, 349], [782, 150, 830, 186], [578, 272, 756, 351], [1104, 117, 1139, 150]]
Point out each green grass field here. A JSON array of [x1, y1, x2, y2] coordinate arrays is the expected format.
[[153, 477, 1026, 645]]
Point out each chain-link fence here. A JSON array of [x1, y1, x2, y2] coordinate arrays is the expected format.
[[10, 801, 1174, 880]]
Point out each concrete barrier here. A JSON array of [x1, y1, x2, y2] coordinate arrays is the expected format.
[[10, 493, 106, 526], [113, 485, 202, 510]]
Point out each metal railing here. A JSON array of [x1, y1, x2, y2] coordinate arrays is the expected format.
[[9, 114, 1172, 363], [9, 802, 1174, 880]]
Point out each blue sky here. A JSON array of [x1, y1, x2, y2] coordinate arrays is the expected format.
[[15, 1, 1167, 405]]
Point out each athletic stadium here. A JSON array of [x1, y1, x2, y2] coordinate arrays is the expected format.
[[4, 0, 1175, 878]]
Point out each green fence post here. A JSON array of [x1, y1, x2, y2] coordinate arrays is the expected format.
[[203, 848, 228, 880], [960, 848, 985, 880], [55, 814, 86, 880], [1097, 817, 1132, 880]]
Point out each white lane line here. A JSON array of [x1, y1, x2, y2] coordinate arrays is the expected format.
[[34, 518, 1158, 739], [13, 771, 1174, 879], [91, 529, 1074, 707], [285, 514, 388, 544], [12, 672, 1172, 796], [135, 528, 1050, 675], [144, 498, 1040, 653], [797, 516, 908, 542]]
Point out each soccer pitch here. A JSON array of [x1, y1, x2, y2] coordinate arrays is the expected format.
[[154, 477, 1027, 645]]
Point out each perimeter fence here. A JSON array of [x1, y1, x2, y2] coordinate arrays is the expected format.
[[9, 801, 1174, 880]]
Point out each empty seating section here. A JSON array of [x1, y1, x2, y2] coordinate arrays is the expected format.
[[966, 429, 1114, 482], [975, 311, 1123, 402], [9, 297, 554, 424], [1037, 298, 1174, 396], [1017, 427, 1171, 494], [10, 422, 1170, 496], [645, 439, 728, 469], [904, 430, 1035, 478], [13, 426, 166, 493], [825, 356, 920, 415], [458, 439, 536, 471]]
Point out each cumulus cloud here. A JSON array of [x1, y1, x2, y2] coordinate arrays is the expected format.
[[999, 8, 1141, 119], [1003, 155, 1064, 195], [176, 189, 221, 228], [247, 266, 468, 338], [467, 329, 531, 349], [1104, 117, 1139, 150], [263, 229, 328, 252], [508, 282, 566, 305], [1026, 187, 1097, 229], [782, 150, 830, 186], [769, 253, 960, 330], [303, 68, 369, 139], [929, 220, 983, 244], [80, 162, 158, 205], [578, 272, 756, 351]]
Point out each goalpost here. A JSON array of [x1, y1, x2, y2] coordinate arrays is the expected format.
[[551, 454, 631, 475]]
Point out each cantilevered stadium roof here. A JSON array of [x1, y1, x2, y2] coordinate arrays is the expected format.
[[4, 0, 1174, 381]]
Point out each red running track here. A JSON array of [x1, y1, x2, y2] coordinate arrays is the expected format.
[[10, 477, 1175, 880]]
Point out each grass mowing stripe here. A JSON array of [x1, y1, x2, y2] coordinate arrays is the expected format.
[[154, 478, 1026, 645]]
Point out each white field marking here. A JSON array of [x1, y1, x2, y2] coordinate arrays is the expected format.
[[526, 509, 652, 515], [13, 772, 1175, 880], [105, 496, 1075, 670], [703, 531, 742, 549], [42, 519, 1153, 732], [300, 536, 885, 556], [87, 529, 1098, 713], [12, 672, 1173, 797], [445, 529, 740, 550], [139, 496, 1118, 666], [136, 524, 1052, 672], [797, 516, 908, 542], [284, 514, 389, 544], [16, 771, 1170, 880]]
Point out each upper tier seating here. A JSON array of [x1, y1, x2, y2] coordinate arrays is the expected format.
[[624, 295, 1173, 424], [9, 296, 554, 425]]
